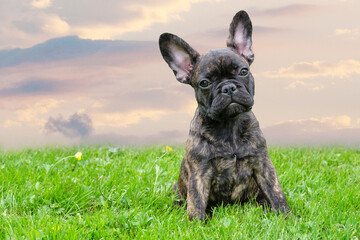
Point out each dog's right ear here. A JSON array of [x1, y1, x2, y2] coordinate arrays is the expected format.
[[159, 33, 199, 84], [227, 11, 254, 65]]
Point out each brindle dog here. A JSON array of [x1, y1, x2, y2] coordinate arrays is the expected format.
[[159, 10, 290, 221]]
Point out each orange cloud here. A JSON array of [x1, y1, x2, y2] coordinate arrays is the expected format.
[[42, 15, 70, 35], [31, 0, 52, 9], [92, 110, 167, 128], [74, 0, 223, 39], [3, 98, 64, 127], [263, 60, 360, 79], [286, 80, 324, 91], [272, 115, 354, 132], [335, 28, 359, 36], [3, 120, 22, 128], [263, 115, 360, 145]]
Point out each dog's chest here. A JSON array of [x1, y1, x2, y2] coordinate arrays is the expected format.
[[208, 155, 255, 203]]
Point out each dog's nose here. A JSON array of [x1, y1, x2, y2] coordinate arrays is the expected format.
[[221, 83, 237, 96]]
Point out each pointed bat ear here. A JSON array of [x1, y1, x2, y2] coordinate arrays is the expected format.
[[159, 33, 199, 84], [226, 11, 255, 65]]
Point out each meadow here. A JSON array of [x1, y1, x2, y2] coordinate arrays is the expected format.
[[0, 145, 359, 239]]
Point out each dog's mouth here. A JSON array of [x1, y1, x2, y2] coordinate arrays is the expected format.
[[207, 100, 253, 120], [228, 102, 252, 111], [229, 102, 238, 107], [226, 102, 253, 117]]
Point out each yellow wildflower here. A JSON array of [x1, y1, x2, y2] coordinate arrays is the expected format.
[[166, 146, 173, 152], [75, 152, 82, 161]]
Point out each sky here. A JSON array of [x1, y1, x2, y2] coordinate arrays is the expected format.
[[0, 0, 360, 149]]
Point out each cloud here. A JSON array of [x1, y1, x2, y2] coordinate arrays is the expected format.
[[263, 115, 360, 145], [3, 120, 22, 128], [335, 28, 359, 39], [10, 11, 70, 38], [5, 0, 222, 42], [335, 28, 359, 36], [83, 130, 187, 145], [186, 25, 286, 47], [31, 0, 52, 9], [17, 99, 63, 124], [12, 19, 44, 35], [253, 26, 287, 35], [0, 0, 224, 49], [263, 60, 360, 79], [42, 15, 70, 35], [257, 4, 320, 17], [0, 79, 62, 97], [0, 36, 156, 67], [286, 80, 324, 91], [71, 0, 222, 39], [3, 98, 63, 127], [110, 88, 194, 112], [274, 115, 353, 131], [44, 113, 93, 137], [92, 110, 167, 128]]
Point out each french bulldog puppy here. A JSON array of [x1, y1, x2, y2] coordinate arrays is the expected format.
[[159, 10, 290, 221]]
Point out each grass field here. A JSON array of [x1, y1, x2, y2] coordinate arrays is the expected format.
[[0, 145, 359, 239]]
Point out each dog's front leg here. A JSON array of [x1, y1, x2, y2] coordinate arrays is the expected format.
[[186, 167, 210, 221], [253, 155, 290, 215]]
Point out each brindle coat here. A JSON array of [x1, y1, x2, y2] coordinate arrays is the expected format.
[[159, 10, 290, 221]]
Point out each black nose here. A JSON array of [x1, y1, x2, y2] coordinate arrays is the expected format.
[[221, 83, 237, 96]]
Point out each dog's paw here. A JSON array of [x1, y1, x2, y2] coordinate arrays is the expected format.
[[173, 199, 184, 207], [188, 211, 207, 222]]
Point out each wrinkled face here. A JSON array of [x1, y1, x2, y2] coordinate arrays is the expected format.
[[159, 11, 256, 122], [191, 48, 254, 121]]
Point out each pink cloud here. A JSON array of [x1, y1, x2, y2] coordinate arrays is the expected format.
[[263, 116, 360, 145]]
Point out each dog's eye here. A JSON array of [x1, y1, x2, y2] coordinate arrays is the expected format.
[[199, 79, 210, 88], [239, 68, 249, 76]]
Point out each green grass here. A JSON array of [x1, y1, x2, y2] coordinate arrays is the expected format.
[[0, 146, 359, 239]]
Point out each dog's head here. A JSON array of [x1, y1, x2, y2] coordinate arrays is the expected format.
[[159, 11, 255, 121]]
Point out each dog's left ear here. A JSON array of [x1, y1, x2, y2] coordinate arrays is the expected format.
[[159, 33, 199, 84], [227, 11, 254, 65]]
